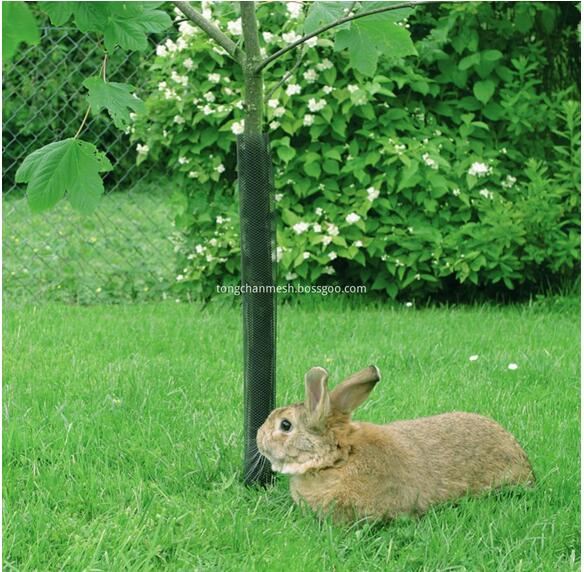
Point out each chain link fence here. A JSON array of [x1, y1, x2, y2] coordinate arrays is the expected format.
[[3, 24, 178, 304]]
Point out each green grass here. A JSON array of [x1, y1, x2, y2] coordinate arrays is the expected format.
[[3, 185, 175, 303], [3, 300, 580, 571]]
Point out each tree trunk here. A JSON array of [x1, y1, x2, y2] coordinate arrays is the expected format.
[[239, 1, 276, 486]]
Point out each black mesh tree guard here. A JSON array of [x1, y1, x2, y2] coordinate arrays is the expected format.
[[237, 132, 276, 486]]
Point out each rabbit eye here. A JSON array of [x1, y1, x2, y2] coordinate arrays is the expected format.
[[280, 419, 292, 432]]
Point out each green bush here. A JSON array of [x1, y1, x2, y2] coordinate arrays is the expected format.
[[132, 1, 580, 300]]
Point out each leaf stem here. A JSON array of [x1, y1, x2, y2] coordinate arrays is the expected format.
[[255, 0, 433, 74], [74, 53, 108, 140]]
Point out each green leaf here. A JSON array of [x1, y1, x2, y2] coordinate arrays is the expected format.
[[2, 1, 40, 63], [277, 146, 296, 163], [473, 79, 495, 104], [70, 2, 171, 51], [304, 2, 350, 34], [304, 161, 321, 178], [83, 77, 145, 128], [334, 11, 416, 76], [39, 1, 74, 25], [482, 49, 503, 62], [73, 2, 108, 33], [15, 138, 112, 214]]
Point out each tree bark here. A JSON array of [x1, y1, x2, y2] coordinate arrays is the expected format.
[[241, 2, 263, 134]]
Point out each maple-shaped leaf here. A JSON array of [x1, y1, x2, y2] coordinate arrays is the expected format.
[[83, 77, 145, 128], [15, 138, 112, 214], [335, 8, 417, 76]]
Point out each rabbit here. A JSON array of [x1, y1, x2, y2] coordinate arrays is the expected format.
[[257, 365, 535, 523]]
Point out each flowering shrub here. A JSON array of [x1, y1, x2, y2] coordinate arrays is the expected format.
[[132, 1, 580, 299]]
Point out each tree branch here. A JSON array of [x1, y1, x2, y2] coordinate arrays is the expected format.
[[255, 0, 431, 74], [264, 45, 305, 102], [172, 1, 243, 62]]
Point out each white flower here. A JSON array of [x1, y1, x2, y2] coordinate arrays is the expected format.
[[178, 22, 197, 37], [227, 18, 242, 35], [285, 272, 297, 281], [178, 156, 189, 165], [202, 104, 214, 115], [176, 37, 187, 51], [313, 223, 322, 233], [501, 147, 508, 154], [502, 175, 517, 189], [164, 88, 179, 101], [323, 266, 335, 275], [328, 251, 337, 260], [209, 238, 218, 247], [283, 31, 302, 43], [157, 81, 167, 91], [165, 38, 177, 53], [303, 114, 315, 126], [323, 86, 334, 94], [156, 45, 168, 57], [479, 188, 494, 199], [293, 221, 310, 234], [422, 153, 439, 170], [173, 115, 185, 124], [468, 162, 492, 177], [327, 223, 339, 236], [316, 58, 333, 71], [188, 171, 198, 179], [204, 92, 216, 102], [366, 187, 380, 201], [286, 2, 303, 18], [268, 99, 279, 109], [345, 212, 361, 224], [231, 120, 245, 135], [303, 251, 311, 260], [216, 216, 225, 224], [305, 36, 318, 48], [286, 83, 301, 96], [347, 84, 359, 93], [304, 69, 318, 83], [508, 363, 519, 370], [208, 73, 221, 84], [235, 100, 244, 109], [452, 188, 461, 197], [315, 207, 323, 216], [195, 244, 206, 254], [206, 254, 214, 262], [269, 121, 280, 130], [176, 274, 184, 281], [308, 98, 327, 112], [273, 107, 286, 118], [136, 143, 149, 156], [469, 355, 479, 362], [354, 240, 363, 248], [263, 31, 274, 43], [322, 235, 333, 246], [274, 193, 283, 202], [276, 246, 284, 262], [171, 71, 188, 86], [216, 164, 225, 174], [405, 302, 413, 307]]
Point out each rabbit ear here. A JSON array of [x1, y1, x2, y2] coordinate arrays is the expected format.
[[304, 366, 331, 429], [330, 365, 380, 414]]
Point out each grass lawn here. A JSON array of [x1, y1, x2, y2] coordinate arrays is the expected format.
[[3, 300, 580, 571]]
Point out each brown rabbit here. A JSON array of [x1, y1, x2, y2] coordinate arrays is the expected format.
[[257, 366, 535, 523]]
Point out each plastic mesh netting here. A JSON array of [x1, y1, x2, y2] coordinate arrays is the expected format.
[[237, 133, 276, 486]]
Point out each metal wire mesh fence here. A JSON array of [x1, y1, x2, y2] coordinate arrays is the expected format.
[[3, 25, 177, 304]]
